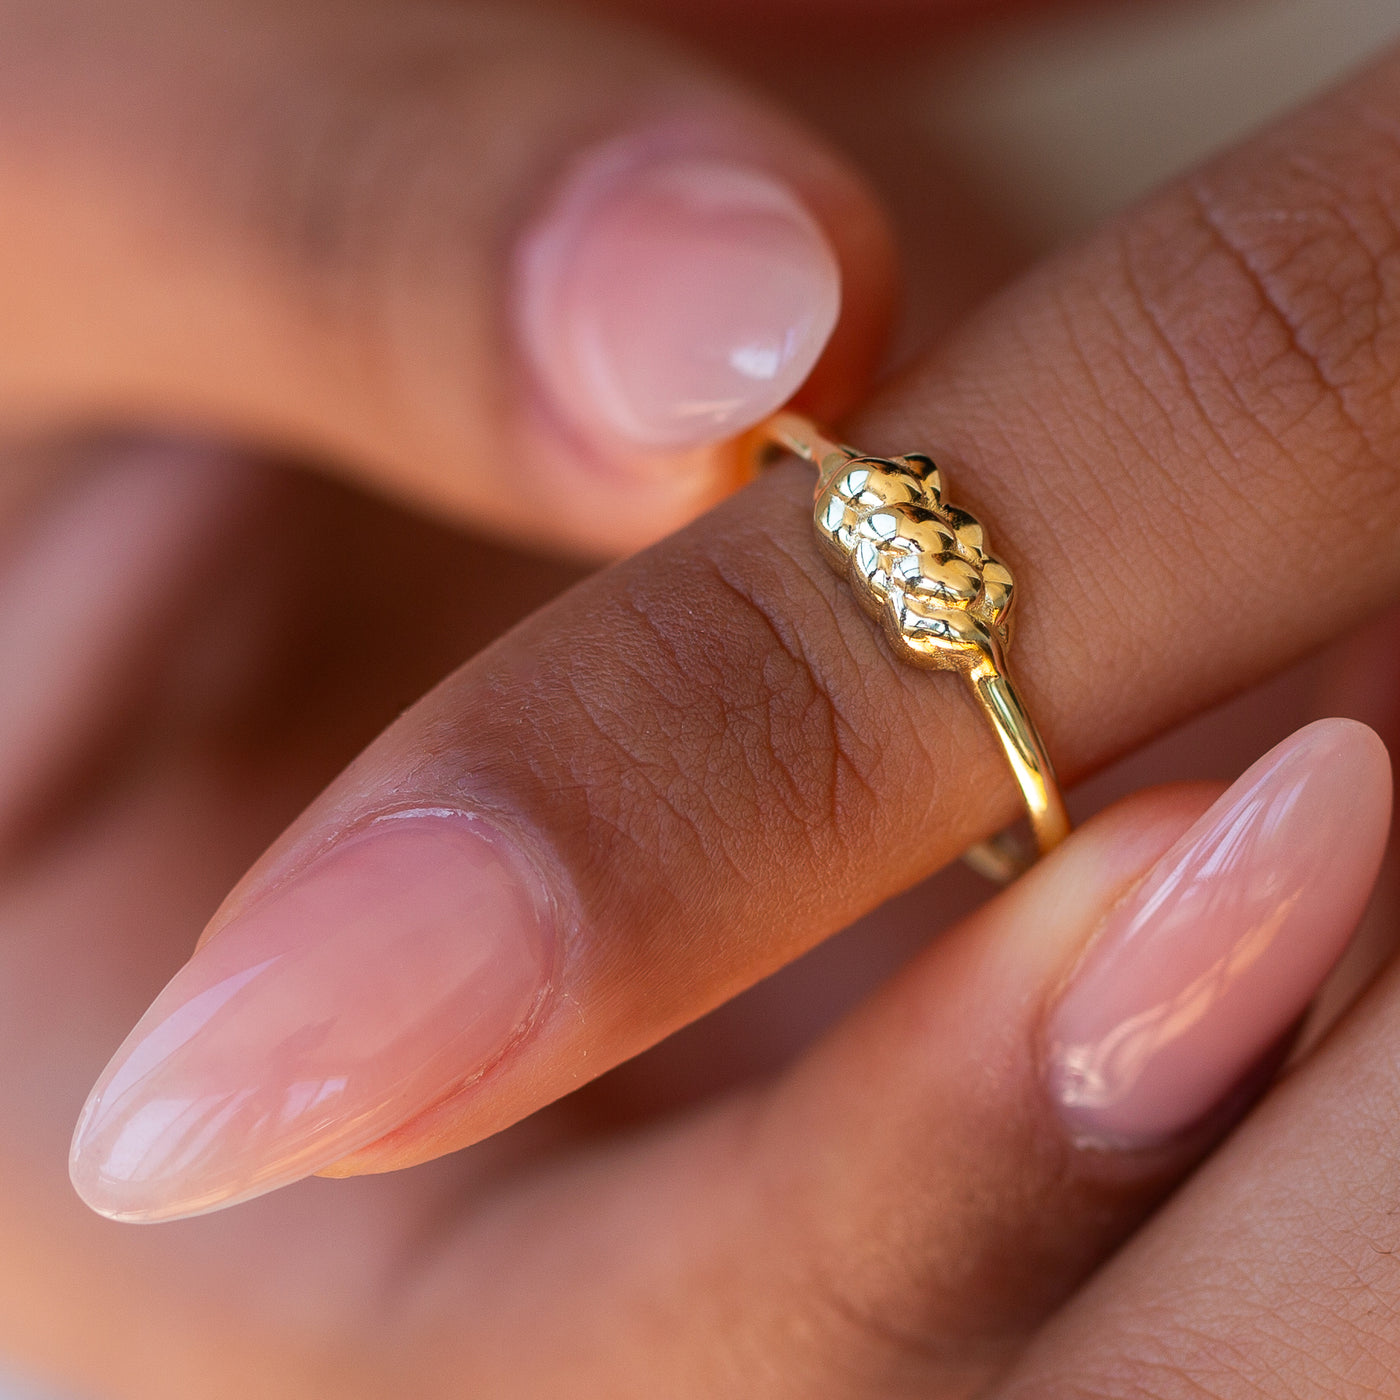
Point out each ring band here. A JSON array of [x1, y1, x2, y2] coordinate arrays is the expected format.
[[751, 411, 1070, 880]]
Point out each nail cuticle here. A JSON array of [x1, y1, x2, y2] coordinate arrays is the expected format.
[[205, 798, 575, 954]]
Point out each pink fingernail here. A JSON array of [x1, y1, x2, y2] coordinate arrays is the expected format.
[[1047, 719, 1392, 1148], [70, 814, 555, 1222], [516, 146, 841, 453]]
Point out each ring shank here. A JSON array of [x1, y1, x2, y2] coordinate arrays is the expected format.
[[967, 660, 1070, 858], [750, 410, 852, 480], [751, 409, 1070, 880]]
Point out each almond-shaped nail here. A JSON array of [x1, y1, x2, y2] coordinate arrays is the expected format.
[[1047, 718, 1393, 1148], [517, 148, 841, 453], [70, 814, 555, 1222]]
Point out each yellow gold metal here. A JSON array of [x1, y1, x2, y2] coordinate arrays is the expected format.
[[751, 410, 1070, 876]]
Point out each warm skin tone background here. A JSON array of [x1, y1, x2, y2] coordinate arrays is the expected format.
[[1, 0, 1400, 1397]]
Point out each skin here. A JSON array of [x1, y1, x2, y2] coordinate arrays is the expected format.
[[0, 0, 1398, 1397]]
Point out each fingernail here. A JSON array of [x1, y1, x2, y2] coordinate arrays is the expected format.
[[516, 146, 841, 453], [70, 813, 555, 1222], [1047, 718, 1392, 1148]]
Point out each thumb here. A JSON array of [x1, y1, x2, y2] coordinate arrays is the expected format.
[[0, 0, 895, 554]]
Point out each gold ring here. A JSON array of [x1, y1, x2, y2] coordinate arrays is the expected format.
[[749, 410, 1069, 881]]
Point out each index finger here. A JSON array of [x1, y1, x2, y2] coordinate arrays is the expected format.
[[70, 43, 1400, 1219]]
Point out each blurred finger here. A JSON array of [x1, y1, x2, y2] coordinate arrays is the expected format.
[[0, 0, 896, 555], [0, 442, 251, 844]]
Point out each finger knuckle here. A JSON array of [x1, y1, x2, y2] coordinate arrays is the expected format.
[[1113, 118, 1400, 535]]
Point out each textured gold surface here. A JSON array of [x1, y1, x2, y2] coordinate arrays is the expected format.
[[755, 411, 1070, 876]]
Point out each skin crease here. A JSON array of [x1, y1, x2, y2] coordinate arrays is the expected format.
[[0, 5, 1397, 1400]]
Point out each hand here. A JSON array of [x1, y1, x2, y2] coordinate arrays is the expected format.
[[2, 4, 1400, 1399]]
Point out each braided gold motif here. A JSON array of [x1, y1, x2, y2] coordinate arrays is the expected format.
[[813, 452, 1015, 674], [749, 411, 1071, 880]]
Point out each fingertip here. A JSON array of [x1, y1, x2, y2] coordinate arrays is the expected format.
[[68, 813, 558, 1223], [509, 122, 895, 551]]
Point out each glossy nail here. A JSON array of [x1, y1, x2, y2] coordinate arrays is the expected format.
[[70, 813, 555, 1222], [1047, 718, 1392, 1148], [517, 147, 841, 453]]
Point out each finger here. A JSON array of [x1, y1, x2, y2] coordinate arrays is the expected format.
[[988, 822, 1400, 1400], [1296, 603, 1400, 1033], [0, 0, 896, 555], [68, 43, 1400, 1220], [746, 723, 1388, 1390]]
